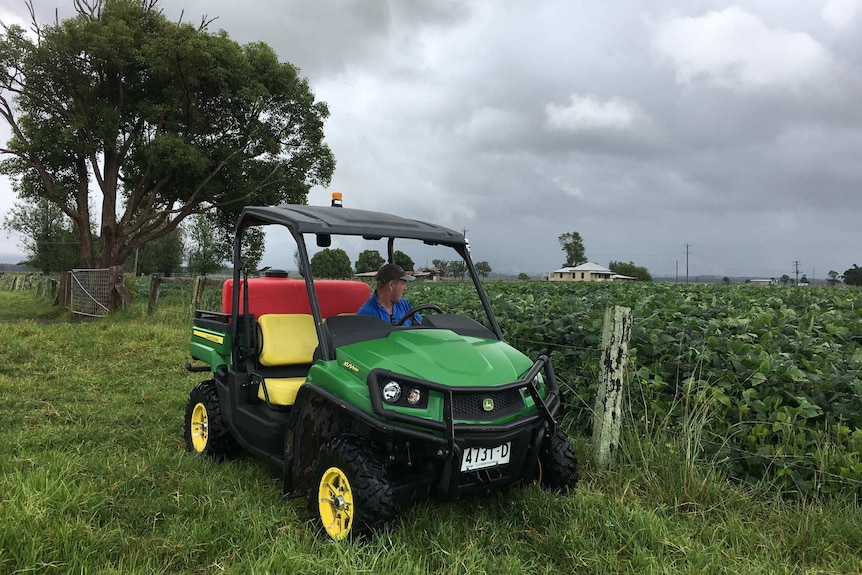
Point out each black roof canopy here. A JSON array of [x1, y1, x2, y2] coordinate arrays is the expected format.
[[238, 204, 466, 246]]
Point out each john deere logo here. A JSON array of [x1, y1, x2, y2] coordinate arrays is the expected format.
[[482, 398, 494, 412]]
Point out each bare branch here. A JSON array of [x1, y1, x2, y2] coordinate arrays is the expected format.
[[0, 96, 31, 152], [72, 0, 103, 20], [24, 0, 43, 39], [199, 14, 217, 31]]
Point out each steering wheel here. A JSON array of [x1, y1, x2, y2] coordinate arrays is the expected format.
[[395, 304, 443, 326]]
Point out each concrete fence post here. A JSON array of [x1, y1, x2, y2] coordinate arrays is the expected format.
[[592, 305, 633, 471]]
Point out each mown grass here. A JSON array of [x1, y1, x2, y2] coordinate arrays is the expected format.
[[1, 289, 861, 574]]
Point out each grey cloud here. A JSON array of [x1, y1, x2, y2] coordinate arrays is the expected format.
[[164, 0, 471, 78], [2, 0, 861, 280]]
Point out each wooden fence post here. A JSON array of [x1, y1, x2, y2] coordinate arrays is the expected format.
[[148, 274, 162, 315], [191, 276, 206, 316], [592, 305, 633, 471], [56, 272, 71, 307], [106, 266, 134, 311]]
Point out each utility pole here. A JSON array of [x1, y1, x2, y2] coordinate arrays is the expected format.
[[794, 260, 801, 286], [685, 244, 691, 284]]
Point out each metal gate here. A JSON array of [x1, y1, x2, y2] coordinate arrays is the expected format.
[[70, 268, 112, 317]]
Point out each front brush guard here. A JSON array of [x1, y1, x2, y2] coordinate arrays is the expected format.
[[366, 355, 560, 458]]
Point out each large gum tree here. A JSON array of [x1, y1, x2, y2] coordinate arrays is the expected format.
[[0, 0, 334, 269]]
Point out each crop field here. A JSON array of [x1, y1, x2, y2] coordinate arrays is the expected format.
[[409, 280, 862, 497], [1, 279, 861, 574]]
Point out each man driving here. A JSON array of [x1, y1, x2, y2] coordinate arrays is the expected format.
[[357, 263, 422, 326]]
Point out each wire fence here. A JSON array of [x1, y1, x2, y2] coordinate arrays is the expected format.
[[5, 273, 862, 496], [0, 272, 58, 299], [503, 326, 862, 497], [195, 276, 862, 496]]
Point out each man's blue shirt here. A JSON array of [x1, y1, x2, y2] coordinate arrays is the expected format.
[[357, 292, 422, 326]]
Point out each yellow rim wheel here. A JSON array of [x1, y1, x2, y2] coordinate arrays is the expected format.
[[318, 467, 354, 541], [190, 402, 209, 453]]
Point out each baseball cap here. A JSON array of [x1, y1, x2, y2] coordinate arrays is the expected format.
[[377, 263, 415, 282]]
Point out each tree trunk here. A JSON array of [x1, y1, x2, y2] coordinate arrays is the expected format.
[[98, 149, 121, 268], [74, 154, 96, 268]]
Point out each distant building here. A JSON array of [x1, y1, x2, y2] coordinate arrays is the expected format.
[[548, 262, 614, 282], [749, 279, 777, 286], [353, 269, 436, 282], [418, 268, 444, 281]]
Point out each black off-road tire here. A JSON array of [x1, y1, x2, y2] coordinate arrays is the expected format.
[[308, 435, 396, 541], [184, 380, 241, 460], [538, 425, 579, 492]]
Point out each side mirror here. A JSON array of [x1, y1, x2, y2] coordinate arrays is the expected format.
[[316, 234, 331, 247]]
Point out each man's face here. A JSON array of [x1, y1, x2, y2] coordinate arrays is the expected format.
[[385, 279, 408, 301]]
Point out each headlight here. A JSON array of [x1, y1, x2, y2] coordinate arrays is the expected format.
[[406, 388, 422, 405], [382, 381, 402, 403]]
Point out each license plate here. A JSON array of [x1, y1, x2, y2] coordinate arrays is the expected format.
[[460, 442, 511, 471]]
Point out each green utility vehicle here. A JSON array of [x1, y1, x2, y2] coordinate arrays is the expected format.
[[184, 197, 578, 541]]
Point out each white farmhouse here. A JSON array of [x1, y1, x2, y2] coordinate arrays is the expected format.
[[548, 262, 614, 282]]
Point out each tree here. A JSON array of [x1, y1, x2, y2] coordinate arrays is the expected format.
[[393, 250, 414, 272], [780, 274, 791, 286], [2, 197, 82, 272], [517, 272, 531, 281], [431, 259, 450, 277], [310, 248, 351, 279], [843, 265, 862, 286], [608, 260, 652, 282], [0, 0, 334, 271], [449, 260, 467, 279], [558, 232, 586, 267], [827, 270, 840, 286], [237, 228, 265, 274], [186, 213, 224, 276], [355, 250, 384, 273], [475, 261, 492, 279], [135, 227, 184, 275], [800, 274, 809, 286], [722, 276, 730, 285]]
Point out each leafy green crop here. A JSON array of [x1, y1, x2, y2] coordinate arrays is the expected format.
[[412, 281, 862, 497]]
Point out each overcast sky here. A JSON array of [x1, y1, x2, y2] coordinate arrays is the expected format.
[[2, 0, 861, 279]]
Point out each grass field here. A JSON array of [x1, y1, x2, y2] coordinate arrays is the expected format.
[[1, 288, 861, 574]]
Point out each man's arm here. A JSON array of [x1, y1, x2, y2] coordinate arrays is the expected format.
[[394, 300, 422, 326]]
